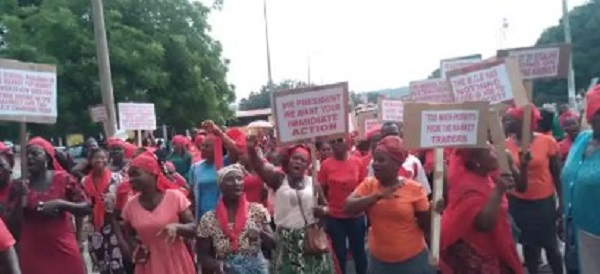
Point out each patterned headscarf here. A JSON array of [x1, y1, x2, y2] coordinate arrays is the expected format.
[[217, 163, 246, 186]]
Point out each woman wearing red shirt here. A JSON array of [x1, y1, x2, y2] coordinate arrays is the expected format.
[[318, 137, 367, 274]]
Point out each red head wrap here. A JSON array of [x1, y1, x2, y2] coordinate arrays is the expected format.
[[130, 152, 178, 192], [171, 135, 189, 149], [586, 84, 600, 123], [194, 134, 205, 148], [505, 104, 541, 130], [366, 125, 382, 140], [0, 142, 8, 153], [28, 137, 63, 171], [206, 134, 223, 170], [375, 136, 408, 165], [559, 110, 580, 127], [122, 142, 138, 159], [226, 128, 247, 151], [107, 138, 124, 149]]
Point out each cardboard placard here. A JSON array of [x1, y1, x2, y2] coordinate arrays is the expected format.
[[403, 101, 489, 149], [118, 103, 157, 130], [447, 59, 528, 107], [271, 82, 349, 144], [378, 97, 404, 123], [497, 44, 571, 80], [409, 78, 454, 103], [89, 104, 108, 123], [0, 59, 57, 124], [440, 54, 482, 78], [356, 109, 378, 139]]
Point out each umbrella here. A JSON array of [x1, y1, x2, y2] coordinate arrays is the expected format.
[[246, 120, 273, 129]]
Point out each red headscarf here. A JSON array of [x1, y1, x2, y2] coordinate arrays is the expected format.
[[366, 125, 382, 140], [171, 135, 189, 149], [586, 84, 600, 123], [505, 103, 541, 130], [226, 128, 247, 152], [375, 136, 408, 165], [28, 137, 63, 171], [107, 138, 137, 159], [130, 152, 179, 192], [559, 110, 580, 127], [205, 134, 223, 170], [194, 134, 205, 148], [442, 149, 523, 274], [83, 168, 112, 232], [0, 142, 8, 154]]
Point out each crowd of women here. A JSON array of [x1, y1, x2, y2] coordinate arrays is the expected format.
[[0, 85, 598, 274]]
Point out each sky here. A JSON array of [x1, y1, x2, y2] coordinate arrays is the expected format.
[[198, 0, 589, 101]]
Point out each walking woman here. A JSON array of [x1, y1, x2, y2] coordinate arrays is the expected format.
[[168, 135, 192, 178], [344, 136, 433, 273], [0, 218, 20, 274], [83, 149, 126, 274], [107, 138, 130, 175], [318, 137, 367, 274], [558, 112, 581, 163], [504, 104, 564, 274], [19, 137, 90, 274], [561, 84, 600, 274], [197, 164, 274, 273], [246, 136, 335, 274], [0, 148, 23, 226], [119, 151, 196, 274], [441, 148, 523, 274]]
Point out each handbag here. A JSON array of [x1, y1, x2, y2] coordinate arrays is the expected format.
[[295, 179, 329, 255]]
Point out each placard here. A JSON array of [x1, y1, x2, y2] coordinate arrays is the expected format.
[[409, 78, 454, 103], [118, 103, 157, 130], [89, 104, 108, 123], [403, 101, 489, 149], [579, 229, 600, 274], [0, 59, 57, 124], [440, 54, 482, 78], [272, 82, 349, 144], [447, 59, 528, 106], [356, 109, 378, 139], [497, 44, 571, 80], [378, 98, 404, 123]]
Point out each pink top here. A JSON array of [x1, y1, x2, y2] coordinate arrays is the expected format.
[[122, 189, 195, 274]]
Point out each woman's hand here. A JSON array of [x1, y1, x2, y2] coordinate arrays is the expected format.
[[519, 150, 532, 167], [103, 193, 116, 213], [312, 206, 329, 218], [433, 198, 445, 214], [246, 135, 259, 150], [495, 173, 514, 192], [202, 120, 222, 136], [157, 223, 179, 244], [37, 199, 65, 213]]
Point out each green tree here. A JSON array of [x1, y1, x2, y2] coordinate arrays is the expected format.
[[238, 79, 307, 110], [533, 0, 600, 104], [0, 0, 234, 140]]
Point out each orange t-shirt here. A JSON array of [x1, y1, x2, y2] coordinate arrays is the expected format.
[[354, 177, 429, 263], [506, 134, 558, 200], [318, 156, 367, 218]]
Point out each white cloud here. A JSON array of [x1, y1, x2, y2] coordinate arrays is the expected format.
[[198, 0, 588, 100]]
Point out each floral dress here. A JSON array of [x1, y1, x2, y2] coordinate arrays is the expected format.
[[197, 203, 270, 274], [85, 172, 125, 274]]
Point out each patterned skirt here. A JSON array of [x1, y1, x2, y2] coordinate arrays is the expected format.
[[442, 240, 515, 274], [88, 222, 125, 274], [223, 252, 269, 274], [271, 227, 335, 274]]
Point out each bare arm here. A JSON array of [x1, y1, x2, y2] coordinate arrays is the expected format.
[[197, 237, 223, 273], [474, 187, 505, 232], [415, 210, 430, 235], [549, 155, 563, 210], [247, 143, 283, 190], [174, 209, 197, 238], [260, 223, 276, 249], [343, 192, 381, 216]]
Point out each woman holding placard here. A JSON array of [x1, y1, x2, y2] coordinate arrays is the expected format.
[[503, 105, 564, 274], [440, 147, 523, 274], [561, 84, 600, 274], [246, 136, 335, 274], [344, 136, 433, 273]]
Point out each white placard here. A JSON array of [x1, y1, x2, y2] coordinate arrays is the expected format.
[[273, 83, 348, 144], [380, 99, 404, 122], [89, 105, 108, 123], [118, 103, 156, 130], [409, 78, 454, 103], [420, 110, 480, 148], [440, 55, 482, 78], [0, 60, 57, 124], [449, 61, 515, 104], [364, 118, 379, 133]]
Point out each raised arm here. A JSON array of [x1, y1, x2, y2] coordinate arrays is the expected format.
[[246, 136, 283, 190]]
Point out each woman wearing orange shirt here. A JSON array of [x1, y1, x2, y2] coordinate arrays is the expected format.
[[504, 105, 564, 274], [344, 136, 433, 273], [318, 137, 367, 274]]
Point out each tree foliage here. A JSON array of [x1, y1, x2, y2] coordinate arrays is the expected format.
[[238, 79, 307, 110], [533, 0, 600, 104], [0, 0, 234, 140]]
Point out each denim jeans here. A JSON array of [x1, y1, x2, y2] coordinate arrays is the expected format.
[[326, 216, 368, 274]]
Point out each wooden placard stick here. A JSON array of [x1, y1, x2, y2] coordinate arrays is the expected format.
[[521, 81, 533, 152], [488, 108, 511, 173], [429, 147, 444, 266]]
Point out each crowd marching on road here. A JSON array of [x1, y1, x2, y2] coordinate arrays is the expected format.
[[0, 84, 599, 274]]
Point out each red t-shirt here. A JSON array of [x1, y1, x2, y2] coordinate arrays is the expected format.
[[244, 174, 264, 204], [0, 214, 15, 251], [318, 156, 367, 218]]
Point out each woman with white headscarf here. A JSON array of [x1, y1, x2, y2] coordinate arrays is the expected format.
[[197, 164, 275, 274]]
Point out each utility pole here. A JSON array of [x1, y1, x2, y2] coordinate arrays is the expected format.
[[562, 0, 577, 108], [91, 0, 117, 137], [263, 0, 274, 90]]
